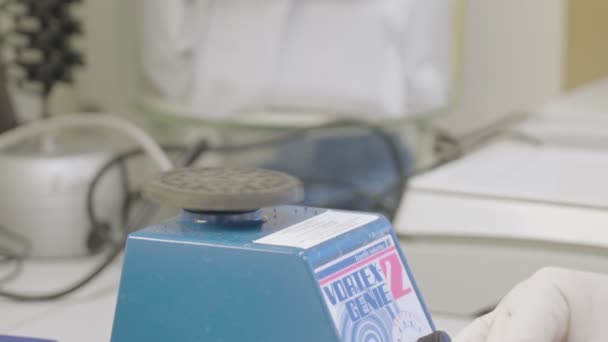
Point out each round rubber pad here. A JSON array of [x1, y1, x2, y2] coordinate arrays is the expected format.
[[143, 167, 304, 211]]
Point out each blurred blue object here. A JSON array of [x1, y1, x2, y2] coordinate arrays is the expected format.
[[262, 131, 413, 217]]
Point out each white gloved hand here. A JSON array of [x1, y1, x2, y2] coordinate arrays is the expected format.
[[454, 267, 608, 342]]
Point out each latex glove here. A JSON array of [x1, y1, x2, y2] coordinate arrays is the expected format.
[[454, 267, 608, 342]]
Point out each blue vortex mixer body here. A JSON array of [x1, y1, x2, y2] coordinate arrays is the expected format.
[[111, 206, 435, 342]]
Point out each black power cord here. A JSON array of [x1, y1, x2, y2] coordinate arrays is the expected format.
[[0, 258, 24, 284], [85, 145, 188, 252], [0, 224, 29, 284], [0, 52, 17, 134]]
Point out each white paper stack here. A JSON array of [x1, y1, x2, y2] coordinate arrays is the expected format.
[[395, 106, 608, 249]]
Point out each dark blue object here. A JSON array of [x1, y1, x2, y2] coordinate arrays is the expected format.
[[261, 131, 413, 216]]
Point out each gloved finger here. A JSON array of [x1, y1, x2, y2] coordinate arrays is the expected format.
[[486, 273, 569, 342], [452, 312, 495, 342]]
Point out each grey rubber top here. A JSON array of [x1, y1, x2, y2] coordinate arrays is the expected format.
[[143, 167, 304, 211]]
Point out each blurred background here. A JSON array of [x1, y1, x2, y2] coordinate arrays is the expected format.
[[2, 0, 608, 340], [7, 0, 605, 132]]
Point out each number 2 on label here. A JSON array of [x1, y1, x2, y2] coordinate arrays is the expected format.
[[379, 253, 412, 300]]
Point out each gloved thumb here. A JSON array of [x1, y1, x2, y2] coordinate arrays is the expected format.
[[484, 271, 568, 342], [454, 268, 570, 342]]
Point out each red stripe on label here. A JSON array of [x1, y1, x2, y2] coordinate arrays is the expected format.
[[318, 246, 396, 286]]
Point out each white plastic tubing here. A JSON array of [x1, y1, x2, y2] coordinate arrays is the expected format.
[[0, 114, 174, 171]]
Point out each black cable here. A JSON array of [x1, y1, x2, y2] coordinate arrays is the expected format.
[[0, 224, 30, 259], [117, 158, 131, 226], [180, 139, 209, 166], [122, 139, 211, 235], [90, 140, 209, 245], [0, 142, 207, 301], [0, 27, 18, 133], [86, 142, 210, 246], [85, 145, 186, 251], [0, 241, 122, 301], [0, 258, 23, 284], [0, 225, 29, 286]]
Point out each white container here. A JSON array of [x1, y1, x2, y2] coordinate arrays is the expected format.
[[0, 130, 124, 258]]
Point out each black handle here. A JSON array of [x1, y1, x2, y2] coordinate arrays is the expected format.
[[417, 331, 451, 342]]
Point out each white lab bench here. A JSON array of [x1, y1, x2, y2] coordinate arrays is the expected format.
[[0, 251, 471, 341], [395, 78, 608, 315], [0, 256, 121, 341]]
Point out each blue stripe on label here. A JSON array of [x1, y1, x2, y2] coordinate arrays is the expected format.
[[315, 239, 390, 280], [0, 336, 56, 342]]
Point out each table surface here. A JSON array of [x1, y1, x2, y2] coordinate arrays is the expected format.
[[0, 253, 471, 341]]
